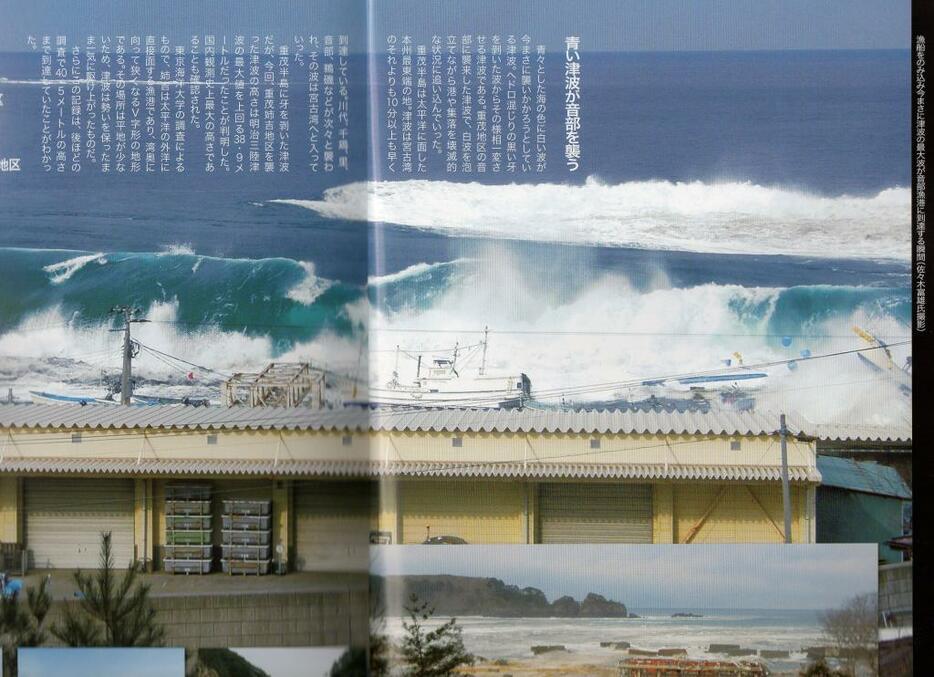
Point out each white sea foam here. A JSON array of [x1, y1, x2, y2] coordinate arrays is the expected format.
[[369, 254, 911, 426], [0, 301, 365, 402], [159, 243, 197, 256], [382, 615, 823, 669], [286, 261, 334, 305], [42, 253, 108, 284], [275, 178, 910, 259]]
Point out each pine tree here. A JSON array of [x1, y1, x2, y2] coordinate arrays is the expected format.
[[51, 531, 166, 647], [800, 658, 852, 677], [400, 593, 474, 677], [368, 629, 391, 677], [328, 647, 368, 677], [0, 576, 52, 677]]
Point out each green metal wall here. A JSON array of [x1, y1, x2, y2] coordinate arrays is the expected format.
[[816, 487, 905, 563]]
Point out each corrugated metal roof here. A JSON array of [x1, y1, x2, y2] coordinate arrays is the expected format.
[[808, 422, 912, 444], [0, 402, 905, 441], [372, 461, 819, 482], [0, 403, 366, 432], [0, 457, 327, 476], [0, 403, 796, 436], [0, 456, 819, 482], [817, 455, 912, 499], [369, 407, 801, 436]]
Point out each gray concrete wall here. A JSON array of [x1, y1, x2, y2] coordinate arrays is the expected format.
[[153, 590, 370, 648], [38, 590, 369, 650]]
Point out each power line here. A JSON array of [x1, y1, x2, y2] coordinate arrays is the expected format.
[[0, 432, 796, 511], [369, 327, 912, 340], [1, 360, 902, 452], [365, 341, 910, 408], [134, 341, 233, 379], [1, 307, 911, 415]]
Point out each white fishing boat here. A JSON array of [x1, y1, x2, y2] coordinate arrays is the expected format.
[[368, 330, 532, 409]]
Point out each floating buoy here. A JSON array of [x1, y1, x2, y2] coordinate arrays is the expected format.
[[781, 335, 792, 347]]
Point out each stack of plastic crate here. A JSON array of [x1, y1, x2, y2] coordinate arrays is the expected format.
[[163, 484, 213, 574], [221, 500, 272, 575]]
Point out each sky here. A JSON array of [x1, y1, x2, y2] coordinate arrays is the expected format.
[[370, 544, 878, 611], [232, 647, 348, 677], [18, 648, 184, 677], [0, 0, 909, 53]]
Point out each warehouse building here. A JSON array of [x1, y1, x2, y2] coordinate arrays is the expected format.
[[367, 407, 820, 546], [0, 404, 822, 572]]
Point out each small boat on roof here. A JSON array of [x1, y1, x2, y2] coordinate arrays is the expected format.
[[29, 390, 210, 407], [29, 390, 118, 406]]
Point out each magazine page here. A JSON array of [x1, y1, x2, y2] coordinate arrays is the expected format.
[[0, 1, 373, 675], [0, 1, 927, 677], [363, 1, 916, 676]]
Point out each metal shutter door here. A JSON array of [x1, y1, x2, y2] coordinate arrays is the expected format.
[[25, 478, 136, 569], [400, 481, 527, 544], [539, 483, 653, 543], [293, 481, 372, 572]]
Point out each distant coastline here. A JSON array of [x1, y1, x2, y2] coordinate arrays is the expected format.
[[373, 574, 634, 618]]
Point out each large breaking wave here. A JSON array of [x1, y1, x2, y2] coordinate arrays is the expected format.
[[0, 246, 912, 424], [368, 256, 911, 426], [0, 247, 366, 400], [274, 178, 910, 260]]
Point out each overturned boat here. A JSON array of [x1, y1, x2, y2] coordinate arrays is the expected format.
[[853, 325, 911, 395]]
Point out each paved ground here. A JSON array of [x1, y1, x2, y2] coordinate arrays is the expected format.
[[17, 569, 368, 600]]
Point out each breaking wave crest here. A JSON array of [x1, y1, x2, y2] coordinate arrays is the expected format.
[[0, 247, 367, 399], [42, 252, 108, 284], [275, 178, 910, 260], [370, 255, 911, 425]]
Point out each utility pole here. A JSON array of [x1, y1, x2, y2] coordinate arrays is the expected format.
[[480, 326, 489, 375], [110, 306, 148, 405], [779, 413, 792, 544]]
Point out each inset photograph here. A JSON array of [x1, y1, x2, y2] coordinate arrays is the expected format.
[[193, 647, 355, 677], [369, 544, 879, 676], [17, 647, 184, 677]]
